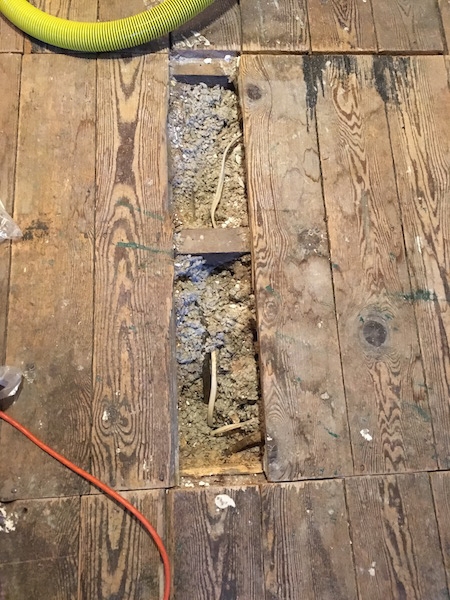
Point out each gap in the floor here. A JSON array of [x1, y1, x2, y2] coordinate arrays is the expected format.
[[168, 57, 264, 477]]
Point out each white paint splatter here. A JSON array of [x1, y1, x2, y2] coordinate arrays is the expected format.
[[0, 506, 17, 533], [102, 410, 109, 422], [368, 561, 376, 576], [215, 494, 236, 510], [360, 429, 373, 441], [416, 236, 422, 254]]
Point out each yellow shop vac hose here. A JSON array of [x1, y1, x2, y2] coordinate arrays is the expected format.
[[0, 0, 215, 52]]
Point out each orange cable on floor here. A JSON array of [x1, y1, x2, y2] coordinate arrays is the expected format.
[[0, 409, 171, 600]]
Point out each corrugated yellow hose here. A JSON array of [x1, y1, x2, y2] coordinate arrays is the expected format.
[[0, 0, 215, 52]]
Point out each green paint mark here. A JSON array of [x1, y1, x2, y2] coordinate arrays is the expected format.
[[95, 375, 103, 383], [116, 198, 164, 222], [359, 316, 365, 323], [384, 313, 393, 320], [331, 263, 340, 270], [128, 325, 137, 332], [294, 376, 302, 383], [265, 285, 275, 294], [324, 427, 339, 439], [403, 402, 431, 423], [400, 289, 438, 302], [417, 382, 433, 391], [116, 241, 172, 256], [389, 252, 397, 261]]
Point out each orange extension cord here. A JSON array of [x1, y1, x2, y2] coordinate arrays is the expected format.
[[0, 409, 171, 600]]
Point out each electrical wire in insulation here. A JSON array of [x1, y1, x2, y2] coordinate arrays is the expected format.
[[0, 409, 171, 600]]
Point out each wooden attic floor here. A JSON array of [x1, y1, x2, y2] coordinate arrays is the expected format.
[[1, 1, 450, 598]]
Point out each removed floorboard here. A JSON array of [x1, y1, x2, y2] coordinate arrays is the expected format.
[[92, 54, 177, 490], [0, 54, 96, 500], [240, 54, 353, 481], [241, 0, 309, 53], [168, 486, 264, 600], [372, 0, 444, 53], [315, 55, 436, 474], [379, 56, 450, 469], [0, 497, 80, 600]]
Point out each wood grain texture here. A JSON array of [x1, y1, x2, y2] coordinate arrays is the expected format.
[[241, 0, 309, 53], [431, 472, 450, 580], [0, 54, 20, 364], [0, 55, 95, 501], [0, 497, 79, 600], [372, 0, 444, 53], [172, 0, 241, 53], [93, 54, 177, 490], [98, 0, 168, 55], [79, 490, 165, 600], [169, 486, 264, 600], [377, 56, 450, 469], [0, 13, 23, 52], [27, 0, 97, 53], [440, 0, 450, 52], [240, 54, 353, 481], [176, 227, 251, 254], [262, 480, 358, 600], [316, 56, 436, 474], [307, 0, 376, 52], [346, 474, 448, 599]]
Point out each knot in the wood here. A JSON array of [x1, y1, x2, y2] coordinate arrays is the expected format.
[[247, 84, 262, 101], [363, 319, 387, 347]]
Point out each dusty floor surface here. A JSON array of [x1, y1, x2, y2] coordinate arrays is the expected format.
[[175, 255, 261, 470], [168, 80, 248, 230]]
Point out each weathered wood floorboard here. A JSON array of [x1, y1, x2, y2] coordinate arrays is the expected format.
[[169, 486, 264, 600], [316, 55, 436, 474], [307, 0, 376, 52], [372, 0, 444, 53], [92, 53, 177, 490], [346, 474, 448, 599], [0, 54, 21, 363], [262, 480, 358, 599], [241, 0, 309, 53], [172, 0, 241, 53], [79, 490, 166, 600], [240, 54, 353, 481], [0, 55, 95, 500], [378, 56, 450, 469], [0, 497, 80, 600]]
